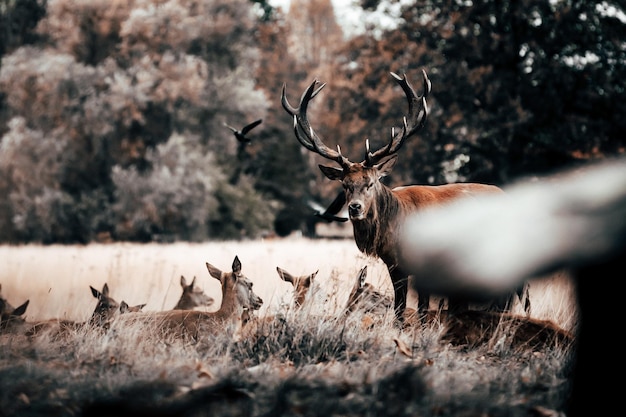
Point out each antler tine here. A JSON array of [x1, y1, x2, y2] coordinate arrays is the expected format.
[[365, 70, 431, 166], [282, 79, 350, 166]]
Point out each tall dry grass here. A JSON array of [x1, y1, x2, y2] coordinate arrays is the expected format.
[[0, 237, 578, 417]]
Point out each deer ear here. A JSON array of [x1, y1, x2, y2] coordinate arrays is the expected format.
[[90, 286, 101, 299], [358, 266, 368, 288], [376, 155, 398, 177], [276, 267, 294, 284], [232, 256, 242, 274], [319, 164, 344, 181], [311, 270, 319, 281], [13, 300, 29, 316], [206, 262, 222, 281]]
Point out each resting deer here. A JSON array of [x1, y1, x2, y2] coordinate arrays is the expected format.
[[345, 266, 393, 317], [172, 275, 214, 310], [25, 284, 145, 337], [282, 69, 527, 322], [241, 266, 320, 338], [111, 256, 263, 341], [276, 266, 318, 309], [89, 283, 123, 326], [0, 285, 30, 333], [119, 301, 147, 313]]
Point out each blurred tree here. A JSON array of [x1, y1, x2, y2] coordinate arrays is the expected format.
[[325, 0, 625, 188], [252, 0, 349, 236], [0, 0, 275, 243], [0, 0, 46, 59]]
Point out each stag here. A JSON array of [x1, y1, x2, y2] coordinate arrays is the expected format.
[[282, 70, 525, 322]]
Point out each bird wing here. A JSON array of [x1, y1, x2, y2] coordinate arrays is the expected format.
[[240, 119, 263, 135], [223, 122, 238, 133]]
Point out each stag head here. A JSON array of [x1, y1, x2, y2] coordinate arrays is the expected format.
[[281, 70, 431, 221]]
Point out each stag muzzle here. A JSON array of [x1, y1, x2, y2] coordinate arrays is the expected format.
[[348, 201, 365, 220]]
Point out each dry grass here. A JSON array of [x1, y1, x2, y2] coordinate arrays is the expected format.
[[0, 237, 578, 417]]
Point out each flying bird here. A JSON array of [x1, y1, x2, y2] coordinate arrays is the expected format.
[[307, 191, 348, 223], [223, 119, 263, 144]]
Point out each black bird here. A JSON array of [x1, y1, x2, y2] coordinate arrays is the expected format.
[[308, 191, 348, 223], [223, 119, 263, 144]]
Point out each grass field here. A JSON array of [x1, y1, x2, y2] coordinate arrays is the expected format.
[[0, 238, 579, 417]]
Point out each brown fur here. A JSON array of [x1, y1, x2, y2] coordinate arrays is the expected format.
[[322, 157, 511, 321], [111, 256, 263, 341]]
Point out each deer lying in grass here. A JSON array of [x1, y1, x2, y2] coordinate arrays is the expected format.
[[0, 284, 30, 333], [276, 266, 319, 309], [111, 256, 263, 342], [25, 283, 146, 337], [345, 266, 393, 317], [172, 275, 214, 310], [241, 266, 320, 337]]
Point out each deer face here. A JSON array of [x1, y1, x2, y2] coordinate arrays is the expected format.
[[177, 275, 214, 309], [89, 283, 120, 326], [236, 275, 263, 311], [320, 155, 398, 221], [276, 267, 318, 308]]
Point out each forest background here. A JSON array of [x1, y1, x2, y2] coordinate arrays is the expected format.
[[0, 0, 624, 244]]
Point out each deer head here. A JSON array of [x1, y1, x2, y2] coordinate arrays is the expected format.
[[174, 275, 214, 310], [276, 266, 318, 308], [281, 70, 431, 221], [89, 283, 120, 326]]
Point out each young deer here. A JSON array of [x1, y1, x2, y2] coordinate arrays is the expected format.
[[345, 266, 393, 317], [88, 283, 120, 326], [241, 267, 319, 335], [0, 285, 30, 333], [276, 266, 319, 309], [119, 301, 147, 313], [172, 275, 214, 310], [25, 284, 146, 337], [111, 256, 263, 341]]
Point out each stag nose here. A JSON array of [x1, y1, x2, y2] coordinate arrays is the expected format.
[[348, 202, 362, 217]]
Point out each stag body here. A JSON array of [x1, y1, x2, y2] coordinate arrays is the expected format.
[[282, 70, 522, 322]]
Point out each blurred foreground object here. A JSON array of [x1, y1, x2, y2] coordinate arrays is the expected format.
[[399, 156, 626, 417]]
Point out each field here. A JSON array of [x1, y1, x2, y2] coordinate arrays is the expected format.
[[0, 238, 578, 417]]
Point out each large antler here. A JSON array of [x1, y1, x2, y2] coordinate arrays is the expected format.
[[364, 69, 431, 166], [281, 80, 351, 167]]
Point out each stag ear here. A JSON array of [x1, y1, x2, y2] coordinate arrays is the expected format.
[[375, 155, 398, 178], [319, 164, 344, 181]]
